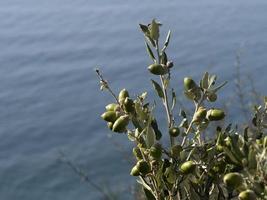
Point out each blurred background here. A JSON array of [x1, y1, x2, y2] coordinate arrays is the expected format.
[[0, 0, 267, 199]]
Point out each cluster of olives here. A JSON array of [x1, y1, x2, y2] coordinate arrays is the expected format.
[[223, 172, 257, 200], [101, 89, 134, 133], [184, 77, 225, 122]]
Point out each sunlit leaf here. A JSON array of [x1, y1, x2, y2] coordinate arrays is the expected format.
[[146, 42, 156, 62], [151, 79, 164, 98], [150, 19, 159, 41]]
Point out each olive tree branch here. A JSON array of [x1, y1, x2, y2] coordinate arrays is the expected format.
[[155, 41, 175, 147], [95, 68, 120, 105]]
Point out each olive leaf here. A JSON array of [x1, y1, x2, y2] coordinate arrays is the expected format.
[[164, 30, 171, 48], [139, 24, 150, 36], [171, 89, 176, 111], [127, 130, 136, 142], [160, 51, 168, 65], [222, 146, 241, 165], [208, 75, 217, 88], [143, 187, 156, 200], [151, 79, 164, 98], [201, 72, 209, 89], [146, 42, 156, 62], [150, 19, 160, 41], [146, 126, 155, 148], [137, 177, 156, 198], [211, 81, 228, 93], [248, 146, 257, 170]]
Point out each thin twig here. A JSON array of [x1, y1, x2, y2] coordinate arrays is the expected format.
[[95, 68, 120, 105]]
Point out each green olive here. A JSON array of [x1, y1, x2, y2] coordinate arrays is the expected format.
[[169, 127, 180, 137], [105, 103, 119, 111], [150, 143, 162, 160], [123, 97, 135, 113], [223, 172, 243, 189], [118, 89, 129, 104], [148, 64, 167, 75], [133, 147, 143, 160], [207, 92, 217, 102], [238, 190, 257, 200], [184, 77, 197, 91], [137, 160, 151, 175], [206, 109, 225, 121], [180, 161, 196, 174], [130, 165, 140, 176], [112, 115, 129, 133], [193, 106, 207, 123], [101, 111, 117, 123]]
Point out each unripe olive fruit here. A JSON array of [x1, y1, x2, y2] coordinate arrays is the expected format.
[[150, 143, 162, 160], [238, 190, 257, 200], [137, 160, 151, 175], [107, 122, 113, 130], [148, 64, 167, 75], [101, 111, 117, 123], [123, 97, 135, 113], [112, 115, 129, 133], [130, 165, 140, 176], [105, 103, 119, 111], [193, 106, 207, 123], [223, 172, 243, 189], [184, 77, 197, 91], [180, 161, 196, 174], [169, 127, 180, 137], [206, 109, 225, 121], [133, 147, 143, 160], [118, 89, 129, 104], [207, 92, 217, 102]]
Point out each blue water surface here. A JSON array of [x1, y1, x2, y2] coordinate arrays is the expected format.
[[0, 0, 266, 199]]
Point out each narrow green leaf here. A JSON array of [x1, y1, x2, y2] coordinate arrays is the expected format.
[[139, 24, 149, 35], [171, 89, 176, 111], [127, 131, 136, 141], [212, 81, 228, 93], [146, 36, 156, 47], [208, 75, 217, 88], [143, 187, 156, 200], [150, 19, 159, 41], [243, 126, 249, 142], [151, 79, 164, 98], [137, 177, 155, 196], [164, 30, 171, 48], [201, 72, 209, 89], [146, 126, 155, 148], [222, 146, 241, 165], [160, 51, 168, 65], [145, 42, 156, 62]]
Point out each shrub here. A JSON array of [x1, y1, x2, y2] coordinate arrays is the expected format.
[[97, 19, 267, 200]]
